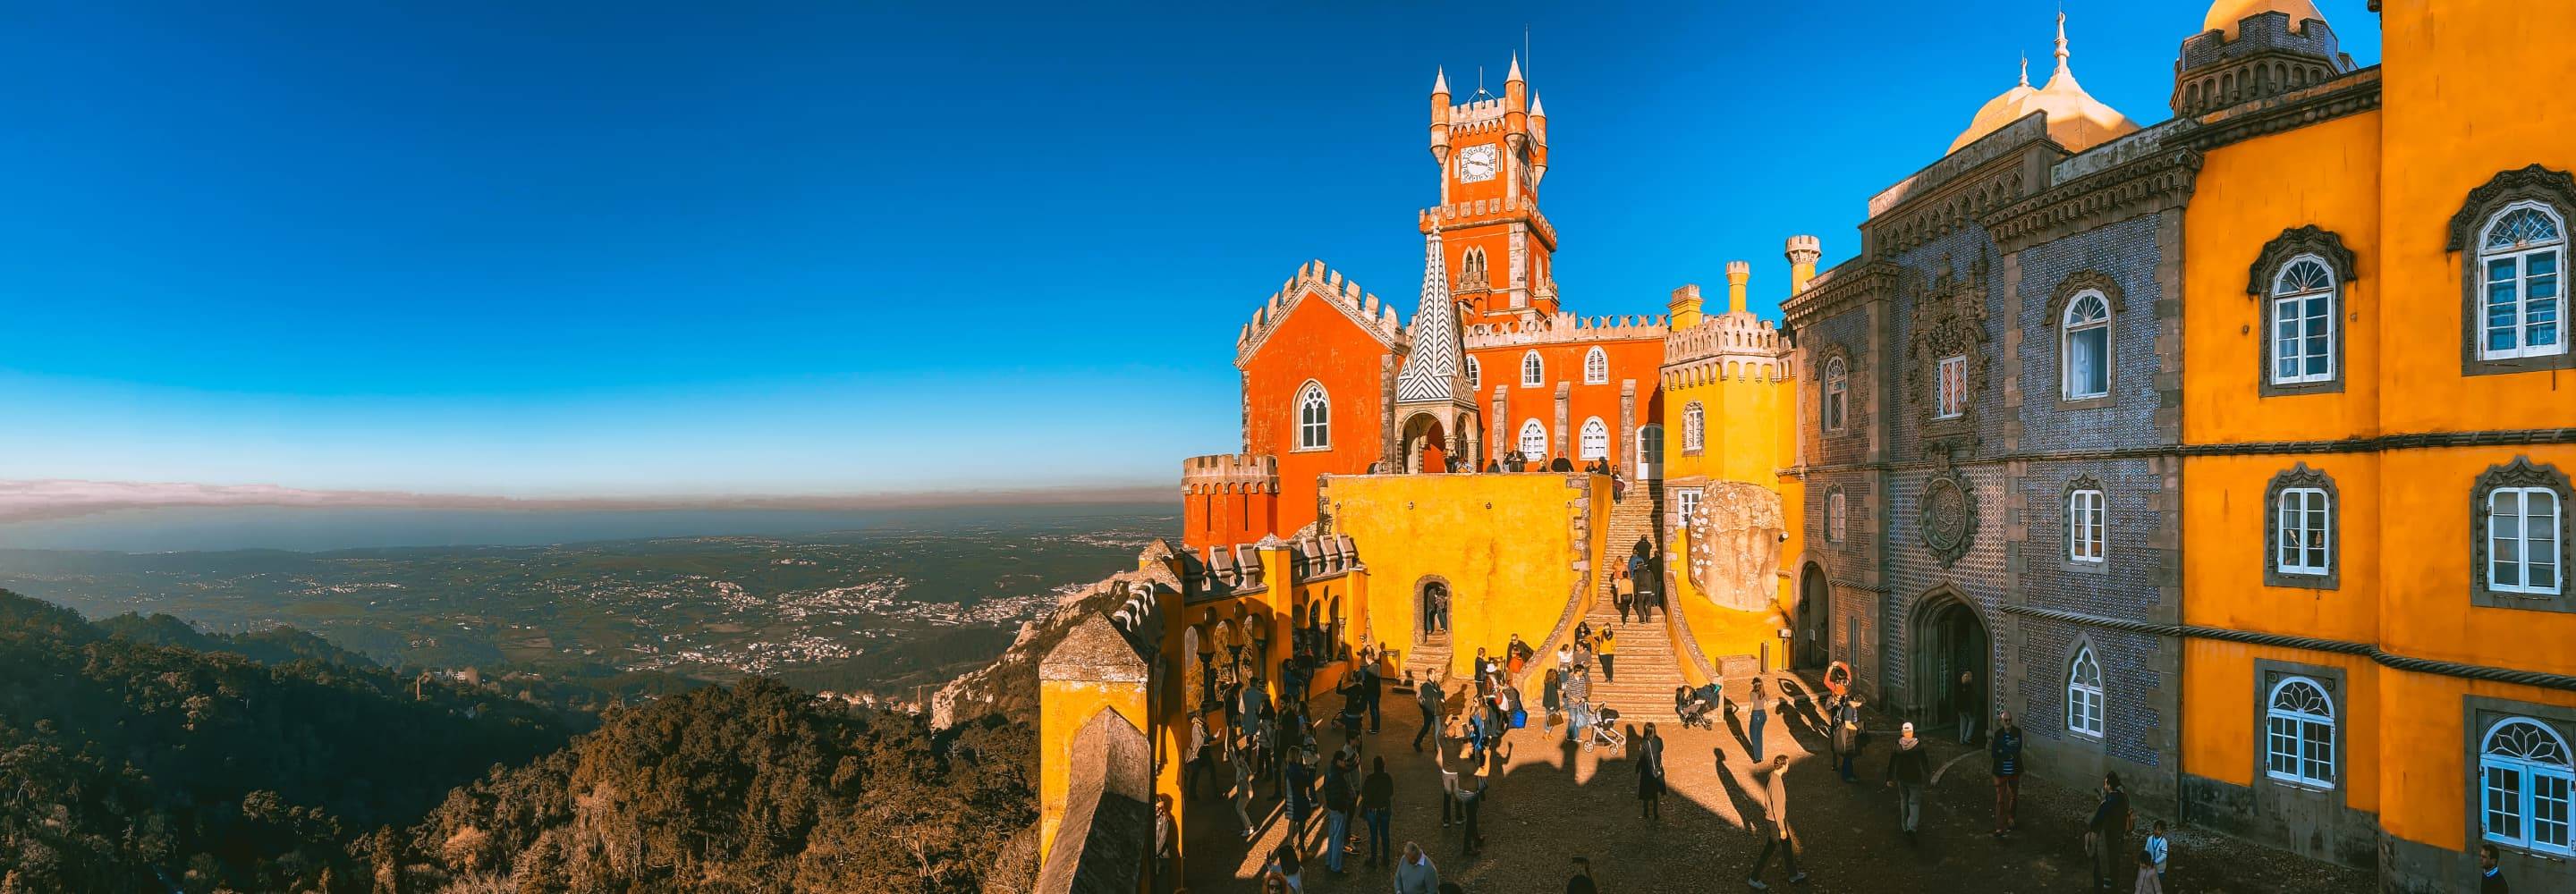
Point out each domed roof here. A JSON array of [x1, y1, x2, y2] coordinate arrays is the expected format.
[[1947, 13, 2139, 156], [2203, 0, 2326, 39]]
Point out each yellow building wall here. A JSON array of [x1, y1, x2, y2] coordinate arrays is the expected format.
[[2180, 109, 2381, 446], [1035, 677, 1151, 863], [2376, 676, 2576, 853], [2180, 639, 2381, 814], [1325, 473, 1608, 679], [1660, 367, 1802, 677], [2178, 452, 2382, 644], [2377, 446, 2576, 675]]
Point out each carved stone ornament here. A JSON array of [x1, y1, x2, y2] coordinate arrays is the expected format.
[[1902, 256, 1992, 460], [1919, 468, 1979, 569], [1686, 481, 1787, 611], [2247, 225, 2360, 295], [2446, 164, 2576, 252]]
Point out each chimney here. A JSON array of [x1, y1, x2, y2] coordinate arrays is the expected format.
[[1785, 235, 1822, 295], [1724, 261, 1751, 315], [1668, 283, 1704, 332]]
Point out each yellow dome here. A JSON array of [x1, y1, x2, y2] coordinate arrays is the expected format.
[[1949, 14, 2140, 156], [2203, 0, 2326, 39]]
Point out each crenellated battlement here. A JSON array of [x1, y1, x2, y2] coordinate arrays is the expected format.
[[1181, 453, 1280, 494], [1663, 310, 1792, 385], [1462, 310, 1667, 348], [1233, 259, 1408, 369], [1448, 97, 1508, 131], [1419, 197, 1556, 247]]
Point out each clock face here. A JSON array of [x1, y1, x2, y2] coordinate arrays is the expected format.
[[1460, 144, 1497, 182]]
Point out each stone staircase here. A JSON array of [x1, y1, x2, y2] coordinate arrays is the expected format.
[[1572, 591, 1688, 726], [1399, 630, 1453, 689], [1600, 483, 1665, 603]]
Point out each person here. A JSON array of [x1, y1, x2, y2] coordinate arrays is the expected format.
[[1360, 658, 1384, 733], [1556, 642, 1573, 673], [1280, 654, 1305, 708], [1506, 634, 1530, 676], [1563, 664, 1593, 743], [2480, 843, 2509, 892], [1575, 620, 1594, 646], [1455, 757, 1490, 856], [1614, 569, 1635, 624], [1265, 843, 1303, 893], [1321, 748, 1355, 873], [2089, 772, 2133, 891], [1830, 696, 1863, 783], [1471, 648, 1492, 700], [1436, 740, 1462, 829], [1284, 746, 1317, 839], [1566, 856, 1598, 894], [1153, 794, 1175, 885], [1394, 842, 1440, 894], [2131, 839, 2160, 894], [1679, 684, 1717, 729], [1336, 674, 1368, 743], [1954, 670, 1979, 744], [1542, 667, 1563, 734], [1414, 671, 1446, 753], [2140, 820, 2169, 892], [1884, 721, 1931, 844], [1186, 712, 1217, 799], [1232, 737, 1258, 839], [1597, 628, 1618, 683], [1637, 721, 1667, 821], [1573, 632, 1597, 676], [1745, 754, 1807, 890], [1362, 756, 1394, 867], [1991, 709, 2025, 837], [1747, 678, 1772, 763], [1631, 561, 1658, 622]]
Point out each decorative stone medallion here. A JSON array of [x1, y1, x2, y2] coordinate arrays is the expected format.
[[1919, 469, 1979, 568]]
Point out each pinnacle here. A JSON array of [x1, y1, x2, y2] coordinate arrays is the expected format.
[[1506, 53, 1523, 84], [1432, 66, 1449, 96], [1530, 92, 1546, 118]]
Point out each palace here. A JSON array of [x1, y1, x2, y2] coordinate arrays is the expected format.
[[1030, 3, 2576, 892]]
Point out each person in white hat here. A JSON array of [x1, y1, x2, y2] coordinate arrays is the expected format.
[[1885, 720, 1933, 844]]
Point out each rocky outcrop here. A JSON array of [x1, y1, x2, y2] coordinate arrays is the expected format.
[[1686, 481, 1785, 612], [931, 568, 1154, 730]]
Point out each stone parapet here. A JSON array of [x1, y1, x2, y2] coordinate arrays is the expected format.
[[1181, 453, 1279, 494], [1234, 260, 1407, 368], [1462, 310, 1666, 348]]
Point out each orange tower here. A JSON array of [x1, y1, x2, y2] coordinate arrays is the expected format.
[[1425, 57, 1556, 327]]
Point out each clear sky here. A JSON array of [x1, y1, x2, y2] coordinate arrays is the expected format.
[[0, 2, 2379, 498]]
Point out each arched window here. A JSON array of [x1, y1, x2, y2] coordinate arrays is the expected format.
[[1636, 425, 1663, 478], [1682, 402, 1706, 452], [1521, 350, 1545, 387], [1296, 383, 1329, 450], [2063, 290, 2112, 400], [2272, 257, 2339, 384], [1579, 417, 1609, 460], [1518, 419, 1548, 460], [2067, 645, 2105, 738], [2067, 486, 2106, 564], [1465, 356, 1481, 391], [1583, 346, 1609, 384], [2481, 717, 2575, 856], [2265, 677, 2335, 788], [1823, 357, 1849, 432], [2479, 202, 2568, 361], [1826, 488, 1848, 544]]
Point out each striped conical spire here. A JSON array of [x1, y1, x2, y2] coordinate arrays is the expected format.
[[1395, 225, 1462, 403]]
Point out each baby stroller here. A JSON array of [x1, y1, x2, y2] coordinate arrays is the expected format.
[[1676, 684, 1720, 730], [1585, 702, 1624, 754]]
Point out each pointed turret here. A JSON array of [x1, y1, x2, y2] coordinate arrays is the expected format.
[[1529, 92, 1549, 185], [1503, 52, 1528, 139], [1395, 223, 1464, 405], [1429, 68, 1453, 165]]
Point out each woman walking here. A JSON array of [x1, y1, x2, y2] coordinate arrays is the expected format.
[[1747, 678, 1772, 763], [1636, 721, 1667, 820], [1563, 664, 1593, 743], [1597, 628, 1618, 683], [1542, 667, 1563, 734], [1232, 737, 1258, 840]]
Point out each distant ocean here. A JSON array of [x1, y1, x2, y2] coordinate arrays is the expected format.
[[0, 503, 1175, 553]]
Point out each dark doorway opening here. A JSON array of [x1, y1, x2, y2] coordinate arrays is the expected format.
[[1911, 593, 1989, 739], [1795, 563, 1832, 670]]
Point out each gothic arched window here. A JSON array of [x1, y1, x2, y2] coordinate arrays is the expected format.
[[1521, 350, 1545, 387], [1518, 419, 1549, 460], [2481, 717, 2575, 856], [1579, 417, 1609, 460], [1296, 383, 1329, 450], [1583, 347, 1609, 384], [2265, 676, 2335, 789], [2066, 645, 2105, 738], [1465, 357, 1481, 391], [2062, 291, 2112, 400], [1823, 357, 1849, 433], [1682, 402, 1706, 452]]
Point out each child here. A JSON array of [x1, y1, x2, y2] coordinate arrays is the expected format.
[[2143, 821, 2169, 887]]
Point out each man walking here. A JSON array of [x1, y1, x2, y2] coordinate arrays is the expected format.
[[1991, 710, 2023, 837], [1360, 658, 1384, 733], [1830, 695, 1863, 782], [2089, 772, 2133, 891], [1954, 670, 1979, 743], [1745, 754, 1808, 890], [1884, 721, 1931, 844], [1394, 842, 1440, 894], [1413, 671, 1446, 753], [1321, 748, 1355, 873], [1361, 756, 1394, 867]]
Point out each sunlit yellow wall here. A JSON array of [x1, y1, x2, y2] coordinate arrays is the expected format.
[[1036, 675, 1150, 862], [2182, 639, 2380, 810], [2377, 447, 2576, 673], [2178, 453, 2382, 642], [1324, 473, 1607, 679], [1659, 358, 1802, 677]]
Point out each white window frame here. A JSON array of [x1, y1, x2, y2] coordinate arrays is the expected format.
[[2062, 290, 2112, 400], [1521, 350, 1545, 387], [2276, 486, 2332, 577], [2271, 257, 2339, 384], [2479, 201, 2568, 361], [1579, 417, 1609, 460], [1465, 356, 1480, 391], [1676, 487, 1701, 527], [1935, 354, 1968, 419], [1636, 425, 1663, 478], [1823, 357, 1849, 432], [2067, 645, 2105, 738], [1583, 346, 1609, 384], [1826, 490, 1847, 544], [1295, 383, 1330, 451], [2481, 717, 2576, 856], [2264, 676, 2335, 789], [2067, 488, 2106, 564], [1682, 402, 1706, 452], [2488, 486, 2563, 595], [1518, 419, 1548, 460]]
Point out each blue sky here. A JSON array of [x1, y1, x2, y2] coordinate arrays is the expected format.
[[0, 2, 2379, 497]]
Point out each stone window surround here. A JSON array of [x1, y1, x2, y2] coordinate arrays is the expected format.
[[1521, 350, 1546, 387], [1825, 485, 1848, 546], [2462, 696, 2576, 861], [1292, 380, 1332, 452], [1465, 356, 1481, 391], [2062, 475, 2108, 574], [2255, 659, 2346, 797], [2064, 634, 2106, 741], [1682, 401, 1707, 456], [1905, 258, 1992, 460], [1818, 343, 1857, 435], [2450, 165, 2576, 377], [2470, 456, 2572, 612], [2264, 463, 2342, 590], [2048, 271, 2124, 411], [2247, 225, 2359, 396], [1583, 345, 1609, 384]]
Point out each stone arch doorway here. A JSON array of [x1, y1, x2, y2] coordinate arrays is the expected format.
[[1795, 562, 1832, 670], [1453, 411, 1480, 470], [1414, 575, 1453, 642], [1400, 413, 1449, 474], [1909, 587, 1990, 739]]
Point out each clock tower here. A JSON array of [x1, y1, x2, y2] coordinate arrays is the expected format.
[[1426, 55, 1556, 327]]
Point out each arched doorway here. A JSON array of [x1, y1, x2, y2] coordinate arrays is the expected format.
[[1795, 563, 1832, 669], [1401, 413, 1449, 474], [1910, 588, 1990, 739], [1414, 576, 1452, 642]]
